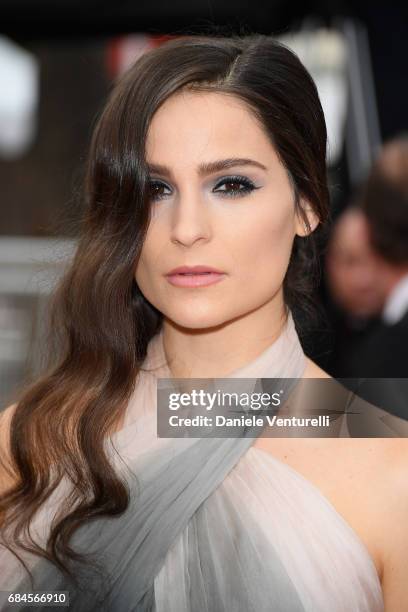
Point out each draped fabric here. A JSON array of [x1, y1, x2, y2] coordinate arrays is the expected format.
[[0, 311, 384, 611]]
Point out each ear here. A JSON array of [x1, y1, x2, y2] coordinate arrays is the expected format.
[[294, 198, 320, 237]]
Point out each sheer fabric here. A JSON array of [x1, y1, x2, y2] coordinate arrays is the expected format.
[[0, 311, 384, 611]]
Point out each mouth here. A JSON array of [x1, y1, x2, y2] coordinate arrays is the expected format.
[[165, 271, 226, 288], [166, 265, 224, 275]]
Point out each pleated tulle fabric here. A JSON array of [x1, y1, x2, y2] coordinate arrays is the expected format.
[[0, 311, 384, 611]]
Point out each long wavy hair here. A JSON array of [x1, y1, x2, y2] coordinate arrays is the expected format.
[[0, 33, 330, 580]]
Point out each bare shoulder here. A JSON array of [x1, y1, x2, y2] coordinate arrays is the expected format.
[[374, 438, 408, 608], [0, 403, 18, 493], [379, 438, 408, 494], [310, 437, 407, 593], [302, 357, 332, 379]]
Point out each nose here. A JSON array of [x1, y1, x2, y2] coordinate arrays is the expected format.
[[169, 189, 212, 247]]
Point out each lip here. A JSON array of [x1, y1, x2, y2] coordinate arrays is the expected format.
[[165, 265, 226, 288], [166, 265, 224, 275], [165, 272, 226, 288]]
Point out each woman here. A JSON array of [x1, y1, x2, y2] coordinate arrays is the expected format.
[[1, 34, 407, 611]]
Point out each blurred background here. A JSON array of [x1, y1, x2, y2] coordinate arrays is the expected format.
[[0, 2, 407, 412]]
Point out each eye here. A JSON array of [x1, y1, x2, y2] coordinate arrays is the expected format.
[[213, 175, 259, 198], [147, 175, 260, 202], [148, 180, 172, 201]]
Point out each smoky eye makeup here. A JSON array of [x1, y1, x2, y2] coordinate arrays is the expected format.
[[147, 174, 262, 202], [212, 175, 261, 198]]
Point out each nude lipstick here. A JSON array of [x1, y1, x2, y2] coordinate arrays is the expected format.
[[165, 265, 226, 288]]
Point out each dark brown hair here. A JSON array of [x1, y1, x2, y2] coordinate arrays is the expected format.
[[0, 33, 329, 579], [360, 133, 408, 264]]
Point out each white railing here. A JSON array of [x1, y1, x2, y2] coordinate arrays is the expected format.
[[0, 236, 76, 406]]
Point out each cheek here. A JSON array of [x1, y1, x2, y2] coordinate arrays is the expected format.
[[134, 199, 296, 326], [230, 204, 295, 283]]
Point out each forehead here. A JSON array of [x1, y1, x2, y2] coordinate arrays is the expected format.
[[145, 90, 279, 167], [332, 212, 373, 254]]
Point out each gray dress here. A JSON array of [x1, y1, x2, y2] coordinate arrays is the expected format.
[[0, 312, 384, 611]]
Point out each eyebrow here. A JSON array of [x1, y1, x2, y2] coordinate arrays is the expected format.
[[146, 157, 268, 178]]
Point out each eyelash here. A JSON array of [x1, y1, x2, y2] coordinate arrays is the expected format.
[[148, 175, 259, 201]]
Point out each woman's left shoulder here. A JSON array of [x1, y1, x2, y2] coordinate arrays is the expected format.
[[375, 437, 408, 608], [382, 437, 408, 487]]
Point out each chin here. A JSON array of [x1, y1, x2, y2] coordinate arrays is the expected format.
[[164, 306, 233, 332]]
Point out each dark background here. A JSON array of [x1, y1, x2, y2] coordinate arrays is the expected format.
[[0, 1, 406, 236], [0, 1, 406, 403]]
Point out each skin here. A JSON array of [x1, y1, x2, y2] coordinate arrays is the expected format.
[[364, 143, 408, 299], [1, 92, 408, 610], [379, 139, 408, 185], [355, 139, 408, 312], [326, 207, 385, 317], [134, 89, 408, 609], [325, 145, 408, 320], [135, 89, 319, 378]]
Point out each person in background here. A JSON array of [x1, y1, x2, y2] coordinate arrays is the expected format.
[[324, 205, 385, 376], [328, 134, 408, 420], [2, 34, 408, 611], [352, 133, 408, 379]]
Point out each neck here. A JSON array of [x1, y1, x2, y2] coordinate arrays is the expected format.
[[161, 295, 289, 379]]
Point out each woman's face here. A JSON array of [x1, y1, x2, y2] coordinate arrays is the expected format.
[[135, 90, 315, 330]]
